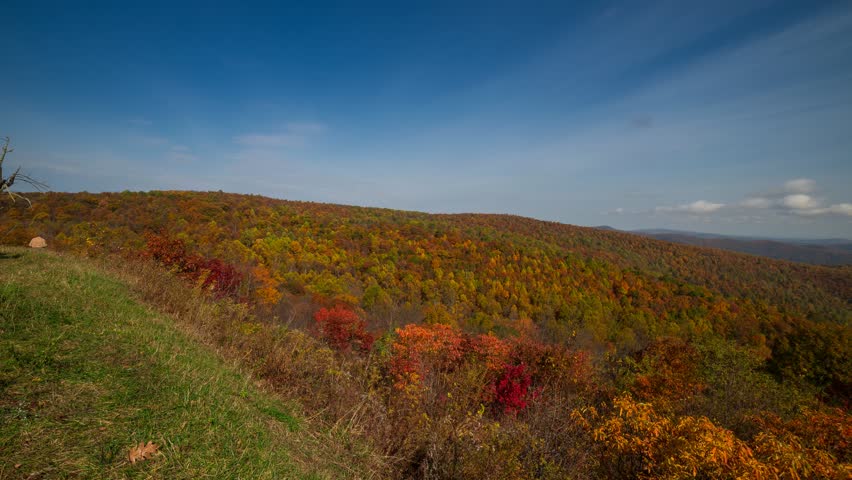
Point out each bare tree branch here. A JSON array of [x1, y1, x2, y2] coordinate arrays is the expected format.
[[0, 137, 48, 207]]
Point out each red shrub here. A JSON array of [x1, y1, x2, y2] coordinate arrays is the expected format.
[[491, 363, 538, 415], [314, 305, 373, 352], [144, 233, 243, 299], [198, 258, 243, 298]]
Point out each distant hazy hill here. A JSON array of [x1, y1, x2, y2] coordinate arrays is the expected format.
[[627, 228, 852, 266]]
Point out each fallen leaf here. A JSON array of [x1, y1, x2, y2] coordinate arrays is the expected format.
[[128, 441, 159, 464]]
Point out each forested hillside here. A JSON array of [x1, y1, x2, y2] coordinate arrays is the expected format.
[[2, 191, 851, 478], [2, 191, 849, 393]]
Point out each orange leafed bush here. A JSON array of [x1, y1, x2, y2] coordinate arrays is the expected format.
[[390, 323, 465, 390], [467, 333, 511, 372]]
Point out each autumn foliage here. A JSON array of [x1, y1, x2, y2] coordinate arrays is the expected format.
[[1, 190, 850, 479]]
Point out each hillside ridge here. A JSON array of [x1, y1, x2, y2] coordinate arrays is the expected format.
[[2, 190, 849, 390]]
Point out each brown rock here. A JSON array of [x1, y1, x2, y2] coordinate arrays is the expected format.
[[28, 237, 47, 248]]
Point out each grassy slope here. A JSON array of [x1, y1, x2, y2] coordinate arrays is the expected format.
[[0, 247, 357, 479]]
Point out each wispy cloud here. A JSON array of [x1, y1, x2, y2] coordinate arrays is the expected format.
[[784, 178, 816, 194], [167, 147, 198, 162], [740, 197, 773, 208], [792, 203, 852, 216], [131, 135, 170, 147], [656, 200, 726, 214], [234, 122, 325, 148], [130, 134, 199, 162]]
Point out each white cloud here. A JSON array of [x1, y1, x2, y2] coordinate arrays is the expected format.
[[657, 200, 725, 214], [684, 200, 726, 213], [784, 178, 816, 194], [782, 194, 820, 210], [742, 180, 852, 217]]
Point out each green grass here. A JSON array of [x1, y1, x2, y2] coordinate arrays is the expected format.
[[0, 248, 352, 479]]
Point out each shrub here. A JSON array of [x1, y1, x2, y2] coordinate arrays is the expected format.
[[390, 323, 465, 391], [491, 363, 537, 415], [580, 395, 769, 479], [314, 305, 374, 352], [144, 233, 243, 298], [466, 333, 511, 372]]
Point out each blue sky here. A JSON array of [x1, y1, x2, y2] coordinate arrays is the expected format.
[[3, 1, 852, 238]]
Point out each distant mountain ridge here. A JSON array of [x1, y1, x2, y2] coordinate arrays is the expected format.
[[597, 227, 852, 265]]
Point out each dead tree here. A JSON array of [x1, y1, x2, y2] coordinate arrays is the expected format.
[[0, 137, 48, 206]]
